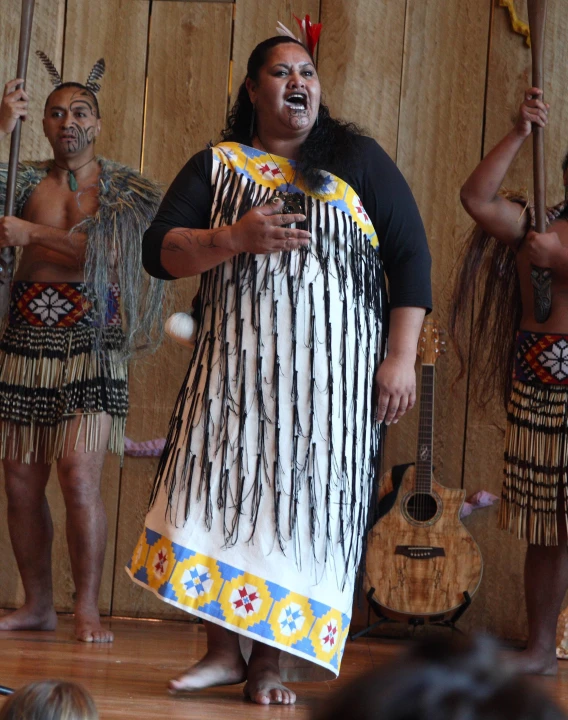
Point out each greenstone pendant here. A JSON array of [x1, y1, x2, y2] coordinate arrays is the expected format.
[[68, 172, 78, 192]]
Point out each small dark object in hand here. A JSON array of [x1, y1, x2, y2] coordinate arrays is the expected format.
[[274, 191, 305, 216]]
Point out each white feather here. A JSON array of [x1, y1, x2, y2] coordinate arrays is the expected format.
[[298, 19, 308, 48], [276, 21, 300, 42]]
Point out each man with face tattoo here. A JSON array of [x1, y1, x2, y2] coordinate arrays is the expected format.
[[0, 64, 164, 643]]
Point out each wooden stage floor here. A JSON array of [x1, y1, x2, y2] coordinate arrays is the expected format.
[[1, 616, 568, 719]]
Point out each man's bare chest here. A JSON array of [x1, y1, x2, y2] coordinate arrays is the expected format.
[[21, 175, 99, 231]]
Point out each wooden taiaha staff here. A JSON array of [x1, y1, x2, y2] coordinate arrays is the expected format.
[[1, 0, 36, 280], [527, 0, 551, 323]]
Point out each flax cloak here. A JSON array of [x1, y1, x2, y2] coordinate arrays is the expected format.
[[0, 158, 165, 357], [0, 159, 166, 460]]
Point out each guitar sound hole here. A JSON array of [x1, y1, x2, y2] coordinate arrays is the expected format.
[[406, 493, 438, 522]]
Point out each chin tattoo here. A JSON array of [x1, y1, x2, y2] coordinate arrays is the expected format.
[[287, 109, 310, 129]]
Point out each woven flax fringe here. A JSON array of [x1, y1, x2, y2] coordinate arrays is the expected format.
[[0, 341, 127, 464], [500, 380, 568, 546]]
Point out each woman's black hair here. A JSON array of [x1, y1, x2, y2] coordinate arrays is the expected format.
[[221, 36, 364, 191]]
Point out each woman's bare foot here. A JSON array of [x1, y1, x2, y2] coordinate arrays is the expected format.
[[0, 605, 57, 632], [169, 651, 247, 693], [75, 606, 113, 643], [510, 649, 558, 676], [244, 646, 296, 705]]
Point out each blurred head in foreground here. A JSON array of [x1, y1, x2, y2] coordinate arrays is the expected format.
[[313, 635, 566, 720], [0, 680, 98, 720]]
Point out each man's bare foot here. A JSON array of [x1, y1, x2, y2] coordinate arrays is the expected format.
[[510, 649, 558, 676], [168, 651, 247, 693], [0, 605, 57, 632], [244, 658, 296, 705], [75, 607, 113, 643]]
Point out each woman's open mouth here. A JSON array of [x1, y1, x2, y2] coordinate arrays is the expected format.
[[285, 93, 308, 111]]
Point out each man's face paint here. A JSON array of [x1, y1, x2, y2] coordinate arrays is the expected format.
[[43, 87, 101, 156]]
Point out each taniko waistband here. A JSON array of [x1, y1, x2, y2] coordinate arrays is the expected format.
[[8, 281, 121, 328], [513, 330, 568, 386]]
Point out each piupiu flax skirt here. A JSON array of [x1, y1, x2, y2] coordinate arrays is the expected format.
[[0, 281, 128, 463], [500, 330, 568, 545]]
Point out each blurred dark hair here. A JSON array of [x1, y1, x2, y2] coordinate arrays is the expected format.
[[449, 220, 522, 410], [221, 36, 364, 191], [44, 82, 100, 119], [313, 635, 566, 720], [0, 680, 98, 720]]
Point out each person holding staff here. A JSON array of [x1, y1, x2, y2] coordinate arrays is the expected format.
[[0, 56, 164, 643], [452, 87, 568, 675]]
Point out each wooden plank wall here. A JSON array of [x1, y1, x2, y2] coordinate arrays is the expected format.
[[0, 0, 560, 644]]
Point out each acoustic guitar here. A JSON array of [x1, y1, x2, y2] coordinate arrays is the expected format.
[[364, 319, 483, 622]]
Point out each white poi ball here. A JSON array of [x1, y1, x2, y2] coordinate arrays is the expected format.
[[165, 312, 196, 348]]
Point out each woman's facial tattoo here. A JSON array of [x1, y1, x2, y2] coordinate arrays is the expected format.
[[252, 43, 321, 135]]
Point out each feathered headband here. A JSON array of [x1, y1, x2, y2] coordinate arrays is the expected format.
[[276, 14, 322, 57], [36, 51, 106, 94]]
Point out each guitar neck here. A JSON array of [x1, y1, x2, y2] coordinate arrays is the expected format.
[[415, 364, 434, 493]]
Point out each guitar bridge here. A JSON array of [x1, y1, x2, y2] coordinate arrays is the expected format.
[[395, 545, 445, 559]]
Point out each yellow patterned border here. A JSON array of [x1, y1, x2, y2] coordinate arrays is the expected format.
[[213, 142, 378, 248], [127, 527, 351, 677]]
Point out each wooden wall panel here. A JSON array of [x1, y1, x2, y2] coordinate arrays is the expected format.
[[62, 0, 149, 169], [111, 1, 233, 618], [0, 1, 65, 163], [318, 0, 405, 159], [0, 0, 66, 610], [231, 0, 320, 104], [461, 0, 568, 641], [383, 0, 491, 501]]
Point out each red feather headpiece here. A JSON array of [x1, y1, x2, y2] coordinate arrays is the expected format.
[[294, 15, 322, 56], [276, 14, 322, 57]]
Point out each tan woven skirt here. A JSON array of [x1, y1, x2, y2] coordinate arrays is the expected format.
[[500, 331, 568, 545], [0, 281, 128, 464]]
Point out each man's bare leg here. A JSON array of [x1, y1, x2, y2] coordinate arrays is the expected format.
[[514, 511, 568, 675], [168, 621, 247, 692], [0, 457, 57, 631], [244, 641, 296, 705], [56, 413, 113, 643]]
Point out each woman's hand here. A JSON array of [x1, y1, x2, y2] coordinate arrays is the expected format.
[[514, 87, 549, 139], [374, 306, 424, 426], [375, 353, 416, 426], [229, 196, 310, 255], [0, 79, 29, 139]]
